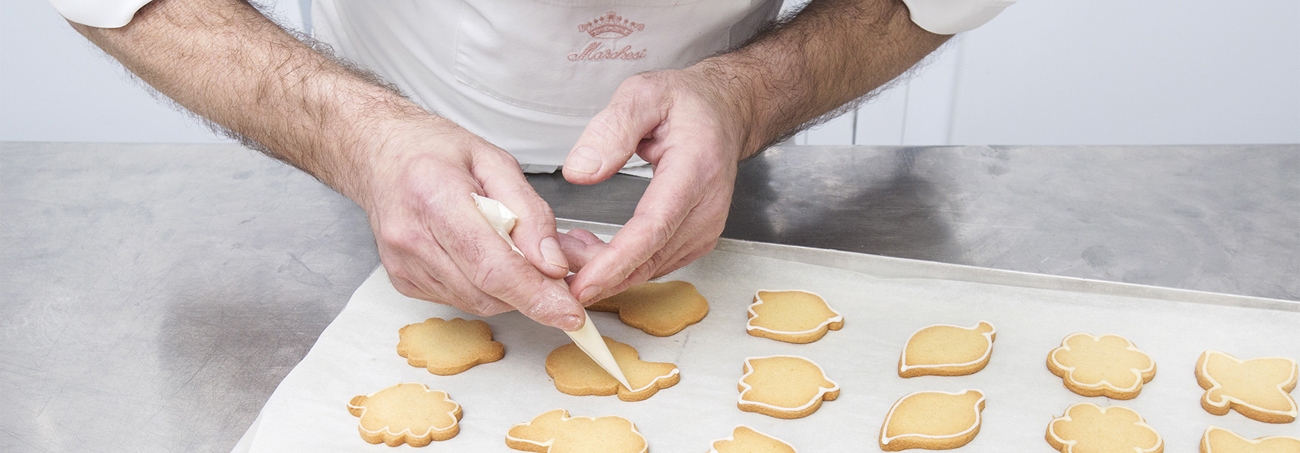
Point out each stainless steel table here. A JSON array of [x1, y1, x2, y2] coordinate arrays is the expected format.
[[2, 142, 1296, 452]]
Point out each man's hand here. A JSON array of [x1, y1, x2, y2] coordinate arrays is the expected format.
[[560, 69, 748, 303], [363, 117, 584, 330]]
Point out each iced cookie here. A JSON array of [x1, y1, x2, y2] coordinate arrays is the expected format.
[[738, 355, 840, 419], [397, 317, 505, 375], [1046, 403, 1163, 453], [879, 390, 986, 451], [1201, 426, 1300, 453], [709, 426, 797, 453], [899, 321, 996, 378], [546, 336, 679, 402], [1047, 333, 1156, 400], [1195, 350, 1298, 424], [347, 383, 462, 447], [746, 290, 843, 344], [588, 281, 709, 336], [506, 409, 646, 453]]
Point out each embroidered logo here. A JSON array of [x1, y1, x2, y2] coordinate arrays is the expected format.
[[578, 11, 644, 39], [569, 11, 647, 62]]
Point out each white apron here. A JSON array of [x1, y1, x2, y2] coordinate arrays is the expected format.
[[312, 0, 783, 171]]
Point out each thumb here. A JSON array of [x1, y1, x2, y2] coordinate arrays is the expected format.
[[564, 78, 668, 184]]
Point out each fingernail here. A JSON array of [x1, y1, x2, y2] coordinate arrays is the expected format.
[[566, 146, 602, 175], [557, 314, 584, 332], [578, 285, 603, 303], [540, 237, 568, 271]]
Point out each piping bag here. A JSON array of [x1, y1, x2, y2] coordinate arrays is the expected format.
[[472, 194, 633, 390]]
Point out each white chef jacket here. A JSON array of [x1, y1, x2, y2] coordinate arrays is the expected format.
[[50, 0, 1015, 169]]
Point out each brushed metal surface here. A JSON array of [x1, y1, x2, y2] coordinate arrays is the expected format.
[[2, 142, 1296, 452]]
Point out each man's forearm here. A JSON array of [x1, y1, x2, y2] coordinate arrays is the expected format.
[[70, 0, 426, 205], [697, 0, 950, 158]]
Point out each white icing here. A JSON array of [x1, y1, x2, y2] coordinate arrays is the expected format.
[[879, 390, 985, 446], [1046, 404, 1163, 453], [706, 425, 799, 453], [898, 321, 996, 374], [1049, 333, 1155, 394], [505, 409, 647, 453], [737, 355, 840, 415], [746, 290, 843, 337], [1198, 350, 1299, 418], [347, 383, 460, 440]]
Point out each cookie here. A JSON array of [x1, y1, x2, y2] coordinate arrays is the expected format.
[[746, 290, 843, 344], [506, 409, 646, 453], [737, 355, 840, 419], [588, 281, 709, 336], [1201, 426, 1300, 453], [347, 383, 462, 447], [709, 426, 797, 453], [899, 321, 996, 378], [1047, 333, 1156, 399], [546, 336, 679, 402], [1046, 403, 1163, 453], [1195, 350, 1298, 424], [397, 317, 505, 375], [879, 390, 986, 451]]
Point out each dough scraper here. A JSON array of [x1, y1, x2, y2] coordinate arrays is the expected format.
[[472, 194, 633, 390]]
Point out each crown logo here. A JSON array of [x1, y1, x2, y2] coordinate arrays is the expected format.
[[578, 11, 644, 39]]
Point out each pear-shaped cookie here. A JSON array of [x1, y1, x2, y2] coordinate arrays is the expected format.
[[879, 390, 986, 451], [899, 321, 996, 377]]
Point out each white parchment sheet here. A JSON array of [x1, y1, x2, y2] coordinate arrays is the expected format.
[[238, 235, 1300, 452]]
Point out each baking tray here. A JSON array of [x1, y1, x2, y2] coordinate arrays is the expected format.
[[233, 219, 1299, 452]]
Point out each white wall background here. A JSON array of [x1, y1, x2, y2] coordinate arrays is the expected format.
[[3, 0, 1298, 146]]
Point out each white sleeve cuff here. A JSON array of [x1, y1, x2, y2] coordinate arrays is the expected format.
[[900, 0, 1017, 35], [48, 0, 154, 28]]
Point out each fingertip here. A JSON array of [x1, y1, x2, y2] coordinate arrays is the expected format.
[[538, 236, 569, 277], [556, 313, 585, 332]]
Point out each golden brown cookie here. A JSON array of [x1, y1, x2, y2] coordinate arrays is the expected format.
[[737, 355, 840, 419], [1047, 333, 1156, 399], [397, 317, 505, 375], [1201, 426, 1300, 453], [347, 383, 462, 447], [546, 336, 679, 402], [878, 390, 986, 451], [505, 409, 646, 453], [709, 426, 797, 453], [746, 290, 843, 344], [899, 321, 996, 378], [1046, 403, 1163, 453], [588, 281, 709, 336], [1196, 350, 1298, 424]]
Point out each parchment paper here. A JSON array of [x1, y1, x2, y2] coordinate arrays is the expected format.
[[238, 233, 1300, 452]]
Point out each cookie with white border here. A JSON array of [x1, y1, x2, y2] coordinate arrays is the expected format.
[[879, 390, 985, 451], [1046, 403, 1162, 453], [347, 383, 462, 447], [546, 336, 679, 402], [899, 321, 996, 378], [397, 317, 504, 375], [588, 281, 709, 337], [1048, 333, 1156, 399], [746, 290, 843, 344], [506, 409, 646, 453], [709, 426, 797, 453], [1196, 350, 1297, 424], [738, 355, 840, 419], [1201, 426, 1300, 453]]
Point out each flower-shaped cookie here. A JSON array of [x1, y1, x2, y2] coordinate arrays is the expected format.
[[397, 317, 505, 375], [738, 355, 840, 419], [1046, 403, 1163, 453], [588, 281, 709, 336], [879, 390, 986, 451], [545, 336, 679, 402], [899, 321, 997, 378], [709, 426, 797, 453], [747, 290, 843, 344], [1196, 350, 1298, 424], [506, 409, 646, 453], [1048, 333, 1156, 399], [347, 383, 462, 447], [1201, 426, 1300, 453]]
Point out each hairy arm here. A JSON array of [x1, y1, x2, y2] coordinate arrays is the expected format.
[[71, 0, 586, 330], [561, 0, 950, 301]]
